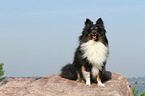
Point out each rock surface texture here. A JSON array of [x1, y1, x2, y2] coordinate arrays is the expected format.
[[0, 72, 133, 96]]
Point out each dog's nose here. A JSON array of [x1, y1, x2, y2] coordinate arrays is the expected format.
[[92, 30, 96, 34]]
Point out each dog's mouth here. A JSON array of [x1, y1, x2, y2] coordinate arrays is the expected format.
[[92, 35, 97, 39], [92, 34, 98, 40], [88, 33, 98, 40]]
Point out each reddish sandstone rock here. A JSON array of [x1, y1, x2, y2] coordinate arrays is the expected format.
[[0, 72, 133, 96]]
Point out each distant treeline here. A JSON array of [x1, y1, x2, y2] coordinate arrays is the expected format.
[[128, 77, 145, 83]]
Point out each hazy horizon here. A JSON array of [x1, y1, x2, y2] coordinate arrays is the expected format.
[[0, 0, 145, 78]]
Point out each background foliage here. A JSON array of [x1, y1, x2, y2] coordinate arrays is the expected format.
[[0, 63, 6, 82]]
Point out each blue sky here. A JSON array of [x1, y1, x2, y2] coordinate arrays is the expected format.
[[0, 0, 145, 77]]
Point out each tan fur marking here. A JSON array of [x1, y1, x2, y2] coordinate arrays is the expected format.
[[101, 68, 105, 79], [97, 73, 102, 84], [87, 33, 92, 40], [77, 71, 82, 82], [81, 65, 85, 71], [98, 34, 103, 42], [77, 71, 80, 79], [77, 66, 85, 82]]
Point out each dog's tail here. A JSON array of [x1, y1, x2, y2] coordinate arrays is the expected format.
[[102, 71, 112, 82], [61, 64, 77, 80]]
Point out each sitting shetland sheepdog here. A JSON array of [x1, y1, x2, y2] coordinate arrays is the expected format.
[[61, 18, 109, 87]]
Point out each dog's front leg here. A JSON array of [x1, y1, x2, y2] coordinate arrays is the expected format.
[[97, 73, 105, 87], [81, 66, 91, 87]]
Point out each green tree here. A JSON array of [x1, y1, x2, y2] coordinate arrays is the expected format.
[[134, 81, 138, 85], [131, 86, 138, 96], [0, 63, 6, 82], [142, 83, 145, 85], [140, 90, 145, 96]]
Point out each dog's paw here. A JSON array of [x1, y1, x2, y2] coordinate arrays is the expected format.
[[76, 79, 83, 83], [98, 83, 105, 87], [85, 83, 91, 87], [85, 81, 91, 87]]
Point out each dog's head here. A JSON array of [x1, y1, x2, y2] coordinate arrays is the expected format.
[[80, 18, 106, 42]]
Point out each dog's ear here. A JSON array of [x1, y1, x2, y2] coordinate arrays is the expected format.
[[85, 18, 92, 28], [96, 18, 104, 28]]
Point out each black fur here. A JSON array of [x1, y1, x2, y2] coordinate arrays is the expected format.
[[61, 64, 77, 80], [61, 18, 111, 83]]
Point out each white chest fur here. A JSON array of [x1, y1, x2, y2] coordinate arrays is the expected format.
[[80, 40, 109, 70]]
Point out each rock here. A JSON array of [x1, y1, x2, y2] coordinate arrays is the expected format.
[[0, 72, 133, 96]]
